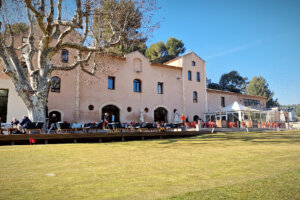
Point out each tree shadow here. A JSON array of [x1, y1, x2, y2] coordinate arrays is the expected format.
[[158, 132, 300, 145]]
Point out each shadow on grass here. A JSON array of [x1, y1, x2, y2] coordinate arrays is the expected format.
[[158, 169, 300, 200], [158, 132, 300, 145]]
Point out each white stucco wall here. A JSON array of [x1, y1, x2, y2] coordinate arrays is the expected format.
[[0, 79, 28, 123]]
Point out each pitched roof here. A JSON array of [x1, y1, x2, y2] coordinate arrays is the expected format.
[[164, 52, 206, 65], [206, 88, 266, 100]]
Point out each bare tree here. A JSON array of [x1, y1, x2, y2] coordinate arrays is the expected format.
[[0, 0, 158, 122]]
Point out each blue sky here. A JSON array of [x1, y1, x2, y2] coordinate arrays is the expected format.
[[147, 0, 300, 105]]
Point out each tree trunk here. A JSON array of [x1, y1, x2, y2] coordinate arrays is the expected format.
[[26, 94, 48, 133], [27, 101, 47, 123]]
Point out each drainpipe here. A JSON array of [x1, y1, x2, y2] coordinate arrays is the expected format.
[[204, 61, 208, 119], [75, 67, 80, 122], [181, 59, 186, 115]]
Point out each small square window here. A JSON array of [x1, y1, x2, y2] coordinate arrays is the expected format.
[[192, 61, 196, 66]]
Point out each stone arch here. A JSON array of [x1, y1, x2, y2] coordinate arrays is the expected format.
[[99, 103, 123, 122], [48, 109, 64, 122]]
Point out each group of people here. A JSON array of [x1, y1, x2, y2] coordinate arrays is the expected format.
[[1, 114, 58, 134], [8, 116, 32, 134]]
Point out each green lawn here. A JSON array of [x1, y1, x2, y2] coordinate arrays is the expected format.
[[0, 131, 300, 200]]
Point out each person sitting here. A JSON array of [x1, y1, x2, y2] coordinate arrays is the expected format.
[[14, 124, 23, 134], [20, 115, 31, 129], [11, 117, 19, 127]]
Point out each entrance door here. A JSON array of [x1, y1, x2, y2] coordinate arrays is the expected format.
[[101, 105, 120, 122], [154, 107, 168, 123], [0, 89, 9, 123]]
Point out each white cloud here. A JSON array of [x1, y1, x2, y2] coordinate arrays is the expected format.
[[204, 40, 262, 60]]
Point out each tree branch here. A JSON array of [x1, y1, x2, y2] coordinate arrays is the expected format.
[[24, 0, 47, 35], [51, 51, 93, 71], [24, 7, 36, 75], [56, 0, 62, 21]]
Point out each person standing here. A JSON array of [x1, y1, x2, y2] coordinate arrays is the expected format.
[[111, 114, 115, 122], [47, 114, 58, 134], [103, 113, 109, 129], [180, 113, 185, 124]]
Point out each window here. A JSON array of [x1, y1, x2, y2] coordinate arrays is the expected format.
[[127, 107, 132, 112], [51, 76, 61, 92], [192, 61, 196, 66], [221, 97, 225, 107], [188, 71, 192, 81], [88, 105, 94, 111], [157, 82, 163, 94], [244, 99, 260, 107], [61, 49, 68, 63], [144, 107, 149, 113], [133, 79, 141, 92], [108, 76, 115, 90], [196, 72, 200, 82], [193, 91, 198, 103]]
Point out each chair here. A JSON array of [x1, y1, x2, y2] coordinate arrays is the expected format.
[[71, 123, 84, 133], [25, 122, 44, 134], [57, 122, 72, 133]]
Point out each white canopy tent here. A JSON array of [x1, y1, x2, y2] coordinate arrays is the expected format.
[[205, 101, 265, 122], [221, 101, 249, 112]]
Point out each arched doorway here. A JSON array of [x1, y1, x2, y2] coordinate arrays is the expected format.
[[101, 105, 120, 122], [49, 111, 61, 121], [48, 111, 61, 129], [154, 107, 168, 123], [193, 115, 200, 122]]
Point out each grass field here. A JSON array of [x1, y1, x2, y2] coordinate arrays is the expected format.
[[0, 131, 300, 200]]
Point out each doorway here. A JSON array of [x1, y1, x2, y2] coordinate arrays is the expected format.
[[101, 105, 120, 122], [0, 89, 9, 122], [154, 107, 168, 123]]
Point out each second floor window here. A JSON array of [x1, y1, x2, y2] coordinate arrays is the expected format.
[[133, 79, 141, 93], [193, 91, 198, 103], [51, 76, 61, 93], [108, 76, 115, 90], [61, 49, 68, 63], [192, 61, 196, 66], [188, 71, 192, 81], [221, 97, 225, 107], [157, 82, 163, 94], [196, 72, 200, 82], [244, 99, 260, 107]]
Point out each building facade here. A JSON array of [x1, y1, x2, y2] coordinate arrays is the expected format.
[[0, 29, 266, 123]]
